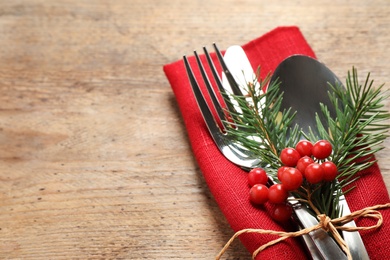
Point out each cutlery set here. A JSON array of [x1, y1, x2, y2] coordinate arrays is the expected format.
[[183, 44, 369, 259]]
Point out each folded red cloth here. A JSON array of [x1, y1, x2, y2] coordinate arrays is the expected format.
[[163, 26, 390, 259]]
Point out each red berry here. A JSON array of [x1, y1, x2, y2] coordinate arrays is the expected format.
[[305, 163, 324, 184], [277, 166, 288, 181], [268, 184, 289, 204], [296, 156, 315, 176], [312, 140, 332, 160], [271, 203, 293, 222], [248, 168, 268, 187], [249, 184, 269, 205], [280, 167, 303, 191], [280, 148, 301, 167], [295, 140, 313, 157], [321, 161, 338, 181]]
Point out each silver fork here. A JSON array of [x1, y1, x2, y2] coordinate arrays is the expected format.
[[183, 45, 348, 260]]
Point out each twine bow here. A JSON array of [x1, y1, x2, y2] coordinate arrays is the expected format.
[[216, 203, 390, 260]]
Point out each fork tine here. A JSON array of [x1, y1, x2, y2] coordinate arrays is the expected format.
[[183, 55, 225, 141], [202, 46, 241, 125], [193, 50, 227, 131]]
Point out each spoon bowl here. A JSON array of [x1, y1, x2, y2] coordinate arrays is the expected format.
[[270, 55, 342, 136]]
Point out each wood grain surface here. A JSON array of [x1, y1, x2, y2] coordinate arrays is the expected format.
[[0, 0, 389, 259]]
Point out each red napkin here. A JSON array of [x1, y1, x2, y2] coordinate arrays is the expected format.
[[163, 26, 390, 259]]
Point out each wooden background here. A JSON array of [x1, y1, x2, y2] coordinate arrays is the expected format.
[[0, 0, 388, 259]]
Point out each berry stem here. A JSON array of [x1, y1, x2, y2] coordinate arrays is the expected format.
[[306, 186, 321, 216]]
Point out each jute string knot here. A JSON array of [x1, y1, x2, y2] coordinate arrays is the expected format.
[[216, 203, 390, 260], [318, 214, 331, 232]]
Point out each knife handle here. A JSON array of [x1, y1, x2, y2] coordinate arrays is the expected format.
[[292, 203, 348, 260]]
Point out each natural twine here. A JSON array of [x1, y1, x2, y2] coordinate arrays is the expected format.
[[216, 203, 390, 260]]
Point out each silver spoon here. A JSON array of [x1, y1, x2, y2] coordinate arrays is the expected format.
[[270, 55, 369, 260]]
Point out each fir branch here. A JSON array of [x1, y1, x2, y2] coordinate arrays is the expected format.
[[222, 66, 389, 219], [222, 70, 300, 172], [319, 68, 390, 182], [303, 68, 390, 217]]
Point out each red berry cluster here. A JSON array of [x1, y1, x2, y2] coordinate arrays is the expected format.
[[279, 140, 338, 185], [247, 140, 338, 222], [248, 168, 292, 222]]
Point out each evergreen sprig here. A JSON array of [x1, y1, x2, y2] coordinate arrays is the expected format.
[[312, 68, 390, 183], [223, 67, 390, 218], [223, 69, 301, 172]]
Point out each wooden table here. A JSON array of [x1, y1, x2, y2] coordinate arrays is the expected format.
[[0, 0, 389, 259]]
